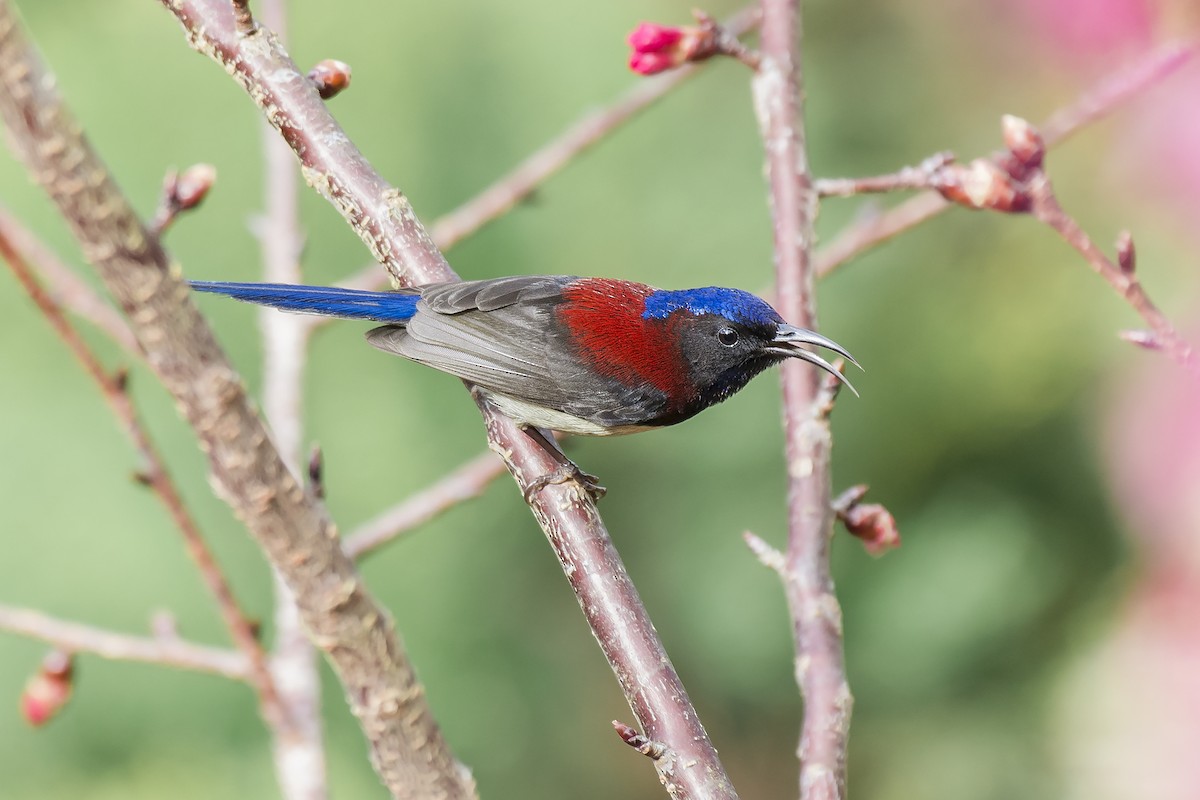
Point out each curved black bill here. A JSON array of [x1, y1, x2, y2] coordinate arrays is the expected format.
[[767, 324, 861, 397]]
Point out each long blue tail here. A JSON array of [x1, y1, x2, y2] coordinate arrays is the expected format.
[[189, 281, 420, 323]]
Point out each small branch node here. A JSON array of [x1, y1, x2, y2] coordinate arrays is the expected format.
[[929, 158, 1030, 213], [1116, 230, 1137, 275], [150, 610, 180, 641], [307, 59, 352, 100], [231, 0, 256, 34], [612, 720, 668, 760], [816, 358, 848, 415], [742, 530, 786, 574]]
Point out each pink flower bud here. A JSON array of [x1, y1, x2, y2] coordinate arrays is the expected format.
[[627, 23, 685, 52], [629, 51, 679, 76], [20, 651, 73, 727], [626, 21, 700, 75]]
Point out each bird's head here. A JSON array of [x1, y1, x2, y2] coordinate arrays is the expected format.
[[643, 287, 859, 405]]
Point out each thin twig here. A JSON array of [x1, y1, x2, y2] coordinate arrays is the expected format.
[[331, 6, 762, 297], [1026, 171, 1198, 374], [0, 8, 468, 800], [0, 220, 288, 731], [0, 604, 251, 680], [344, 451, 506, 559], [252, 0, 329, 796], [814, 152, 954, 198], [753, 1, 851, 799], [815, 39, 1200, 277], [156, 2, 740, 797], [0, 207, 140, 355]]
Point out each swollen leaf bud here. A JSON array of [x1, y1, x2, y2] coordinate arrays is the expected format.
[[308, 59, 352, 100], [173, 164, 217, 212], [1002, 114, 1045, 171]]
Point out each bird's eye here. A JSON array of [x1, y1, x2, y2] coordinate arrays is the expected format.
[[717, 327, 739, 346]]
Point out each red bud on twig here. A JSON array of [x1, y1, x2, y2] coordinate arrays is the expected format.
[[832, 485, 901, 555], [308, 59, 352, 100], [931, 160, 1028, 213], [20, 650, 74, 726], [626, 11, 758, 75]]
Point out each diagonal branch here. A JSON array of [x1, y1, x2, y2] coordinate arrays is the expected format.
[[0, 6, 472, 799], [815, 39, 1200, 277], [0, 604, 250, 680], [0, 207, 140, 355], [0, 221, 285, 730], [344, 451, 506, 560], [332, 6, 762, 297], [752, 1, 851, 799], [157, 2, 738, 797]]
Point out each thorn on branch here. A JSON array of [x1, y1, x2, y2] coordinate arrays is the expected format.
[[612, 720, 668, 760], [307, 444, 325, 500], [150, 610, 180, 641], [1116, 230, 1136, 275], [742, 530, 785, 574], [150, 164, 217, 237], [1119, 329, 1163, 351], [626, 10, 759, 76], [816, 358, 849, 416], [20, 650, 74, 727], [112, 365, 130, 393], [308, 59, 352, 100], [832, 485, 901, 555]]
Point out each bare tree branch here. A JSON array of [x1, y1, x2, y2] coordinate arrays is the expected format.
[[815, 39, 1200, 277], [333, 6, 762, 296], [0, 222, 286, 730], [155, 2, 740, 797], [0, 207, 140, 355], [251, 0, 329, 796], [752, 1, 851, 799], [345, 451, 506, 560], [0, 6, 472, 798], [0, 604, 250, 680]]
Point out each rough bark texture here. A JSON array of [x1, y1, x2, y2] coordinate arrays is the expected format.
[[0, 5, 474, 798]]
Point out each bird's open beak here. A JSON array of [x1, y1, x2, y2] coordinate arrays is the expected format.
[[767, 324, 861, 396]]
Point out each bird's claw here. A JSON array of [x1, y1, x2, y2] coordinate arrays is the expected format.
[[523, 464, 607, 504]]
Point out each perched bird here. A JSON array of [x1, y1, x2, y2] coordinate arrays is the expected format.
[[190, 275, 858, 498]]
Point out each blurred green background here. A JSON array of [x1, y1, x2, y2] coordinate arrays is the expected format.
[[3, 1, 1198, 798]]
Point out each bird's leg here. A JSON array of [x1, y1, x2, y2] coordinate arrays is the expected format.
[[521, 427, 607, 503]]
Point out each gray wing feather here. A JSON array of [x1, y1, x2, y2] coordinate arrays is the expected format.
[[366, 300, 569, 406], [366, 275, 665, 427], [419, 275, 576, 314]]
